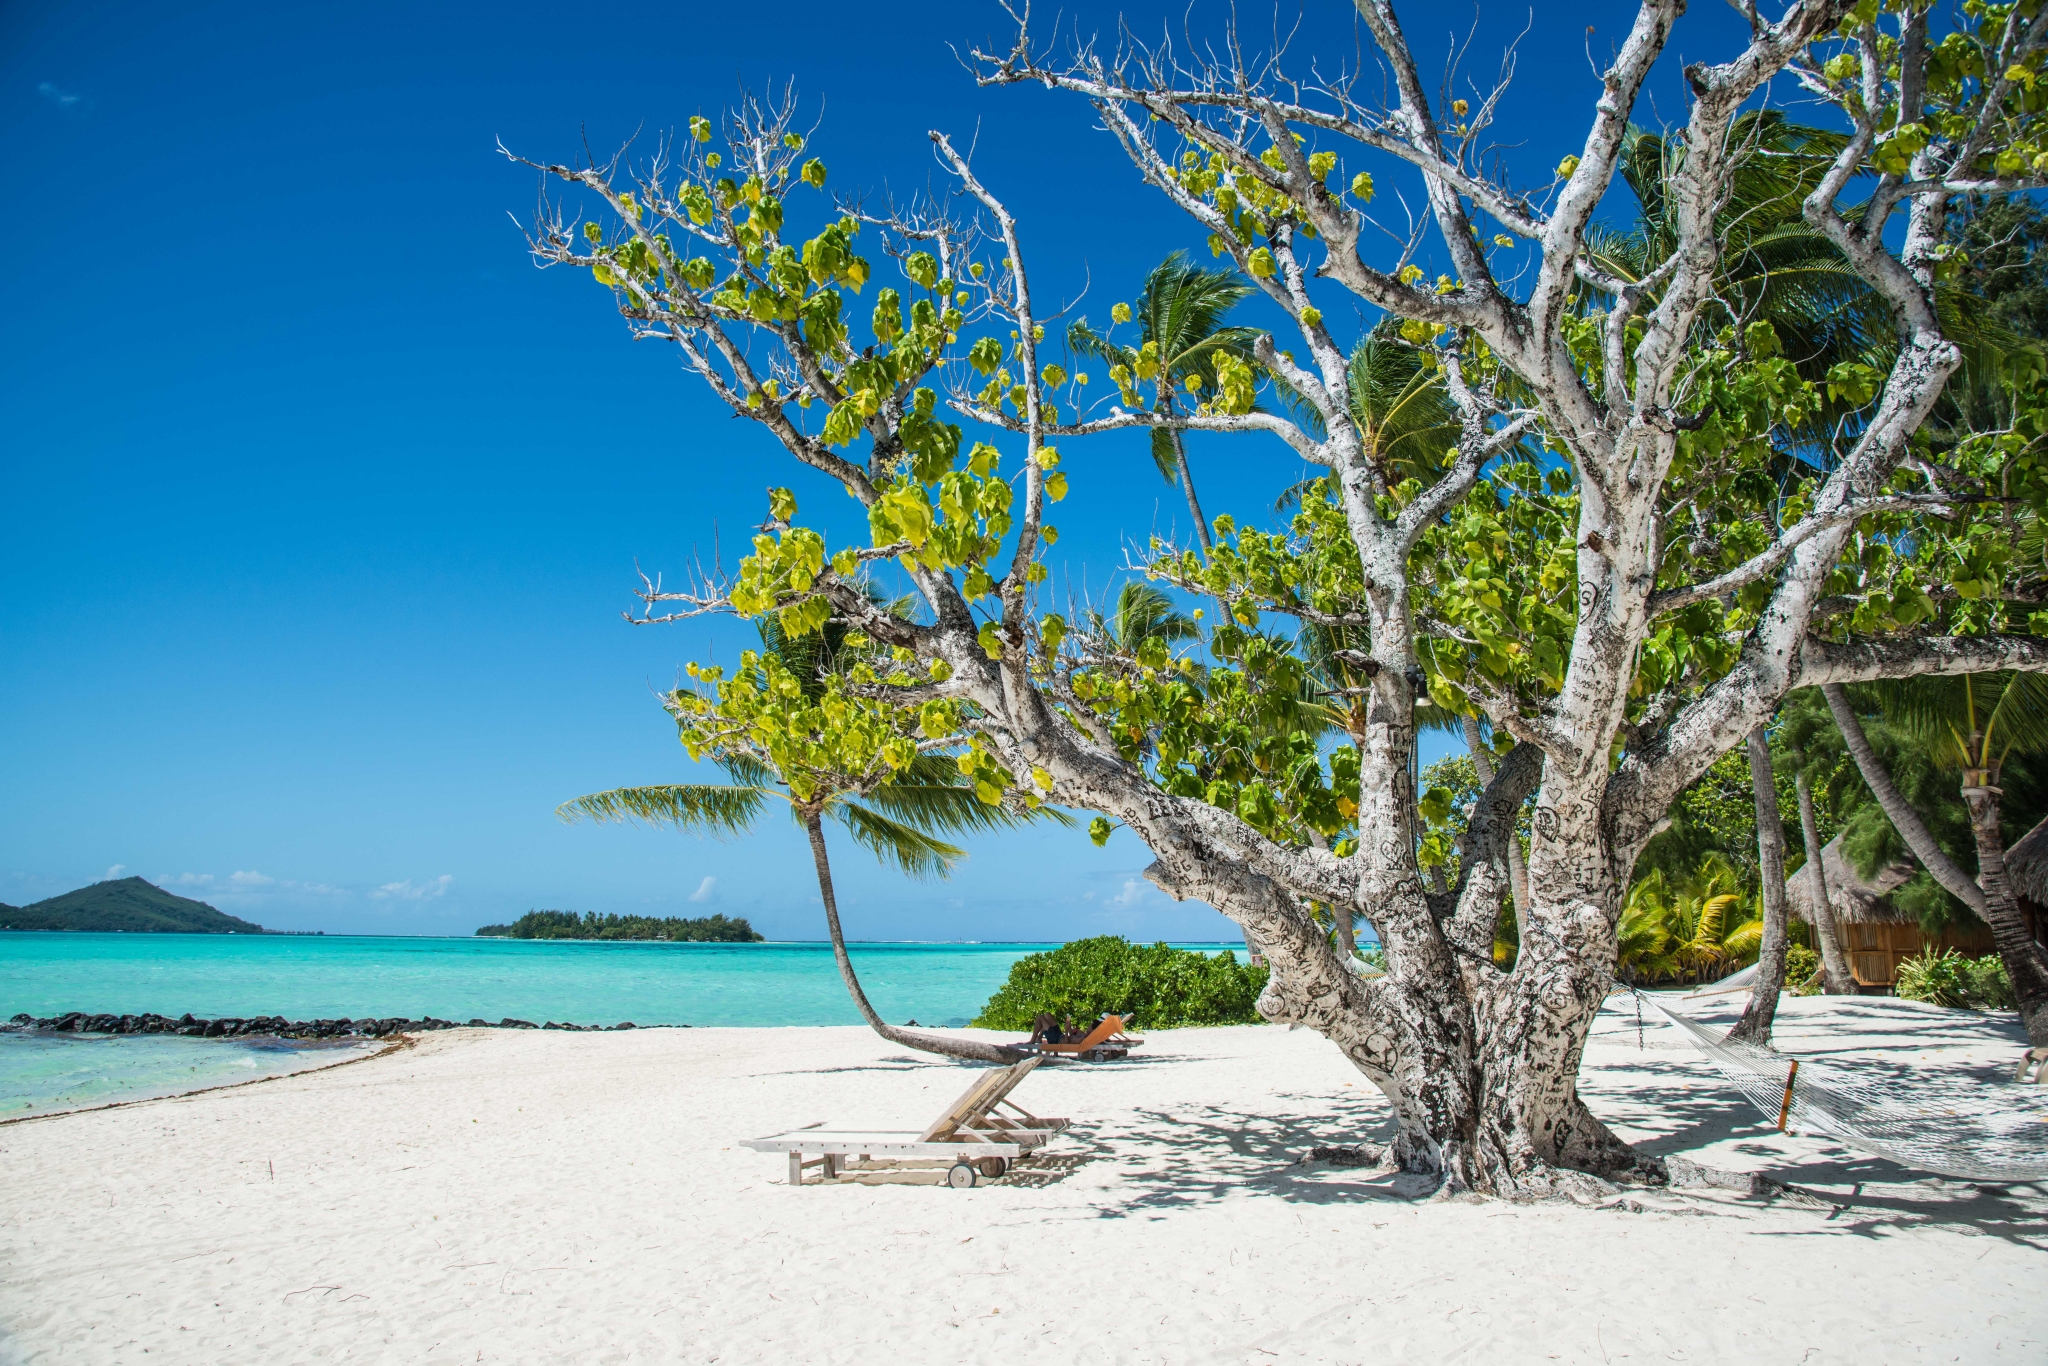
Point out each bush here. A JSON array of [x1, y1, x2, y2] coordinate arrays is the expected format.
[[1896, 948, 1971, 1006], [1784, 944, 1821, 995], [972, 936, 1269, 1030], [1896, 948, 2014, 1010], [1961, 953, 2015, 1010], [475, 909, 763, 941]]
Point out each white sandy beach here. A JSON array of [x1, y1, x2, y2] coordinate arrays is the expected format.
[[2, 994, 2043, 1364]]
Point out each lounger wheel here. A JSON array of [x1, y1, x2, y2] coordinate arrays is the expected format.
[[947, 1162, 979, 1189], [975, 1156, 1009, 1179]]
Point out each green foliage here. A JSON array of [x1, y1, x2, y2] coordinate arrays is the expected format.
[[1784, 943, 1822, 995], [476, 909, 762, 942], [1895, 948, 2014, 1010], [0, 878, 266, 935], [542, 85, 2048, 942], [1616, 854, 1763, 985], [1069, 251, 1261, 484], [1954, 196, 2048, 341], [971, 936, 1268, 1029]]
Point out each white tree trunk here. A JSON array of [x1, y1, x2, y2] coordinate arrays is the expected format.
[[1730, 729, 1790, 1044], [1794, 769, 1855, 995]]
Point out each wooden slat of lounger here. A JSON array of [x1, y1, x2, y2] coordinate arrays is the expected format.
[[919, 1057, 1041, 1142], [740, 1130, 1033, 1159]]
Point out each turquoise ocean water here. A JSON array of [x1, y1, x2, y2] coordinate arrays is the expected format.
[[0, 933, 1247, 1117]]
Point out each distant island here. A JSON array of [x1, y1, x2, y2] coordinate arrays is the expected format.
[[0, 878, 268, 934], [475, 909, 764, 942]]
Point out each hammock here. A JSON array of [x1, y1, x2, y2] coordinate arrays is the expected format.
[[1636, 992, 2048, 1183]]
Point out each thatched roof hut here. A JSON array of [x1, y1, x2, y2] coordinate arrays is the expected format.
[[1787, 830, 2004, 989], [1786, 833, 1916, 924], [2007, 815, 2048, 909]]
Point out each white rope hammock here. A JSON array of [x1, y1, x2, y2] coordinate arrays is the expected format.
[[1636, 992, 2048, 1183]]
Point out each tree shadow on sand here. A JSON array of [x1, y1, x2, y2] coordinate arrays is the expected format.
[[1582, 1057, 2048, 1247]]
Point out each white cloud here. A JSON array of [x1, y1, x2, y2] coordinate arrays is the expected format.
[[1107, 878, 1155, 908], [229, 870, 275, 888], [688, 875, 718, 903], [372, 874, 454, 901], [37, 82, 86, 111], [162, 871, 217, 888], [103, 863, 126, 881]]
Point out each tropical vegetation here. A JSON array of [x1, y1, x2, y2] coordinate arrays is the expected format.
[[1895, 948, 2016, 1011], [474, 909, 762, 941], [521, 2, 2048, 1195], [556, 616, 1063, 1062], [973, 936, 1269, 1030]]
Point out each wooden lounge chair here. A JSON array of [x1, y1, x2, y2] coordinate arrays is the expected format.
[[1036, 1014, 1144, 1061], [740, 1055, 1068, 1189]]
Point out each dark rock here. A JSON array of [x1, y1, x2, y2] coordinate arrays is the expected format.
[[1306, 1145, 1379, 1168], [14, 1009, 650, 1038]]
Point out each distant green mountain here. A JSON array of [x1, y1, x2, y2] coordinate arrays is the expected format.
[[0, 878, 267, 933]]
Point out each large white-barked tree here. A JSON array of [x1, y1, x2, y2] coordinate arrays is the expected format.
[[513, 1, 2048, 1196]]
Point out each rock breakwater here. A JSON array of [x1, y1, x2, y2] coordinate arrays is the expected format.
[[6, 1012, 660, 1039]]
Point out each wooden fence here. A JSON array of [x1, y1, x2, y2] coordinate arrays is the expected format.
[[1842, 921, 1997, 990]]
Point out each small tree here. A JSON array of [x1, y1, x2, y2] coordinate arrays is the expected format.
[[514, 2, 2048, 1196], [1068, 252, 1258, 552], [559, 619, 1058, 1063]]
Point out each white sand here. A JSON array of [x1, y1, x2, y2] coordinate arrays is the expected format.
[[2, 995, 2043, 1364]]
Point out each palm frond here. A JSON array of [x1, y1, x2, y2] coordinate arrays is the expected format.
[[1142, 253, 1255, 372], [556, 784, 772, 837], [829, 802, 968, 881], [1988, 670, 2048, 760], [1149, 425, 1183, 484], [1110, 581, 1199, 649]]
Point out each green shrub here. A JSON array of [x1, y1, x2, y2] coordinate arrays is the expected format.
[[1896, 948, 1971, 1006], [1960, 953, 2015, 1010], [1784, 944, 1821, 995], [1896, 948, 2013, 1009], [972, 936, 1269, 1030]]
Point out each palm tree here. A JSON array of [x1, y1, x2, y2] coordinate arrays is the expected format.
[[1860, 673, 2048, 1044], [1069, 253, 1259, 553], [1729, 726, 1795, 1044], [1276, 328, 1464, 510], [559, 619, 1061, 1063], [1617, 854, 1762, 986], [1091, 581, 1200, 654]]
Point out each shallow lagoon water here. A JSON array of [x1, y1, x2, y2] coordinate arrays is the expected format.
[[0, 934, 1251, 1115], [0, 933, 1251, 1028], [1, 1032, 377, 1119]]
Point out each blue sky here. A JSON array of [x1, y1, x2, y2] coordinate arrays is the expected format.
[[1, 1, 1756, 937]]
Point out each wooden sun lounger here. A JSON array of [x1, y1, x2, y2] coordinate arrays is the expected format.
[[1035, 1014, 1144, 1061], [741, 1056, 1068, 1188]]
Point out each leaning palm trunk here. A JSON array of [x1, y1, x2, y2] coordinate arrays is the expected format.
[[1826, 683, 2048, 1041], [1794, 770, 1854, 994], [1823, 683, 1989, 911], [1164, 422, 1212, 555], [801, 809, 1025, 1064], [1730, 729, 1791, 1044], [1956, 783, 2048, 1045]]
